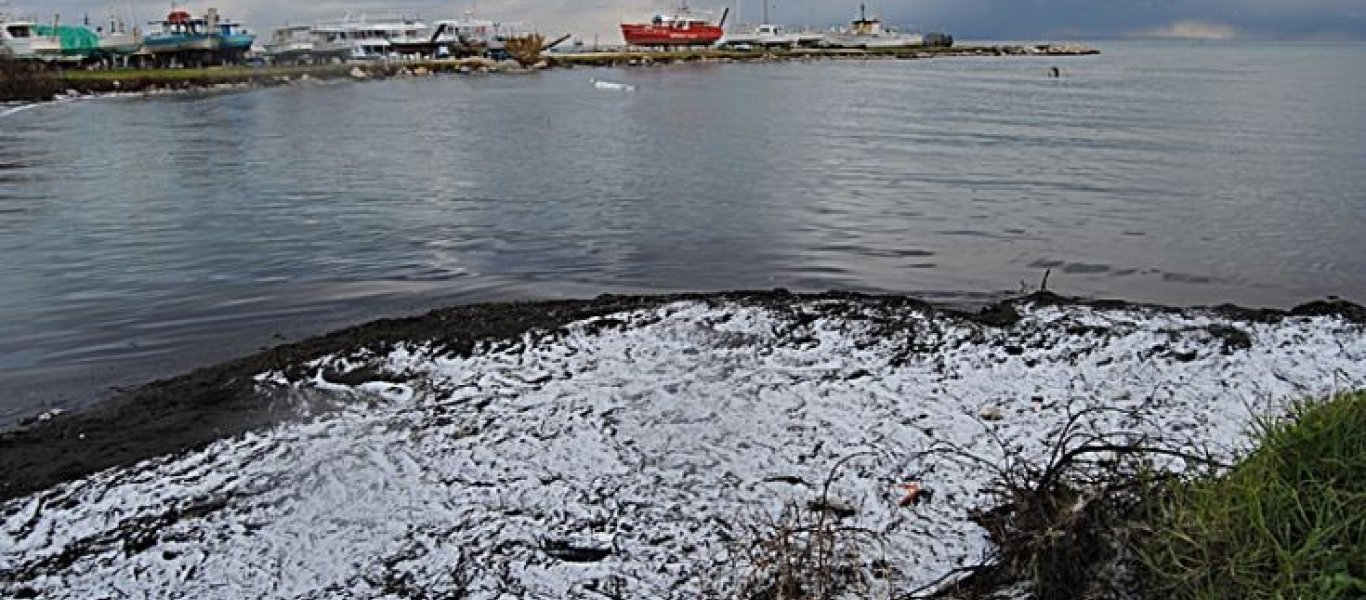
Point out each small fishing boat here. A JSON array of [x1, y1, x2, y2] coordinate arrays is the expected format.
[[621, 2, 727, 47]]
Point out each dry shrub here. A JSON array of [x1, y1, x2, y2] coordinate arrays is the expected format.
[[734, 454, 891, 600], [734, 501, 887, 600], [927, 406, 1220, 600]]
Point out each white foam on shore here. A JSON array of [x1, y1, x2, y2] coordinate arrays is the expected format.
[[0, 102, 49, 119], [2, 299, 1363, 598]]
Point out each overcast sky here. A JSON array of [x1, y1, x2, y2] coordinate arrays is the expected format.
[[34, 0, 1366, 42]]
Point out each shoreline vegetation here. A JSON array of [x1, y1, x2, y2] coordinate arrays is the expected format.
[[862, 391, 1366, 599], [0, 43, 1098, 102]]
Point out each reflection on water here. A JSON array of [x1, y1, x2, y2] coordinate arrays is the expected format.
[[1, 41, 1364, 422]]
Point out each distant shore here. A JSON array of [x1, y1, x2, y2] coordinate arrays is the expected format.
[[1, 43, 1098, 103]]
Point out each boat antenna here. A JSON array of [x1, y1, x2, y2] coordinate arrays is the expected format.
[[763, 0, 768, 24]]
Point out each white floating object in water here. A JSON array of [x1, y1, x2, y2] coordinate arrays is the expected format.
[[591, 78, 636, 92]]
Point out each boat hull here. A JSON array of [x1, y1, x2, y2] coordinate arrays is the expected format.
[[143, 34, 218, 53], [820, 33, 925, 49], [97, 33, 139, 55], [218, 33, 255, 52], [620, 23, 722, 47], [0, 37, 63, 60]]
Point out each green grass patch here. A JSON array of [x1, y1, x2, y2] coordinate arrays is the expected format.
[[1140, 392, 1366, 600]]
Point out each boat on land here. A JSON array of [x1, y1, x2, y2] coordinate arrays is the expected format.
[[212, 10, 256, 58], [0, 4, 63, 60], [431, 13, 538, 58], [820, 3, 952, 49], [621, 2, 728, 48], [311, 14, 431, 60], [93, 13, 140, 57], [143, 8, 217, 53], [721, 24, 818, 49], [718, 1, 820, 50], [264, 25, 313, 61], [264, 25, 344, 63]]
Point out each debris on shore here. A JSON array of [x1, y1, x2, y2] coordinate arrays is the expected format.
[[1, 291, 1361, 598]]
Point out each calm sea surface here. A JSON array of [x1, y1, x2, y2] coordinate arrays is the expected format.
[[2, 41, 1364, 422]]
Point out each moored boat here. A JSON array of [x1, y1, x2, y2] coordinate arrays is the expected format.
[[621, 2, 727, 47]]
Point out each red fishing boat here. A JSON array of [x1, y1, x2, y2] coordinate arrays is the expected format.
[[620, 3, 728, 47]]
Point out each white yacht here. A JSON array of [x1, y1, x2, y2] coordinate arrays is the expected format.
[[0, 4, 63, 60]]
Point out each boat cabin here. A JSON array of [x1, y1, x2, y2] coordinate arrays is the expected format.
[[651, 13, 711, 30], [5, 22, 34, 38], [850, 3, 884, 36], [155, 9, 208, 35]]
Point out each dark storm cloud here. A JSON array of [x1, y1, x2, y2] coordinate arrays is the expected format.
[[37, 0, 1366, 40]]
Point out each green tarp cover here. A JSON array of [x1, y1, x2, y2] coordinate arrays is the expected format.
[[33, 25, 100, 54]]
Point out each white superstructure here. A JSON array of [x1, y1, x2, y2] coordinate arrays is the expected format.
[[0, 3, 62, 60], [312, 14, 431, 60]]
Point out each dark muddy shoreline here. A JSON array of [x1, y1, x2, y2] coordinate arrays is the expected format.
[[1, 290, 1361, 503]]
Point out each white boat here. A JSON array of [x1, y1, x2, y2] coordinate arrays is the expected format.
[[820, 3, 927, 49], [264, 25, 310, 58], [312, 14, 431, 61], [0, 3, 63, 60], [721, 24, 802, 49], [265, 24, 350, 64], [93, 14, 139, 56]]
